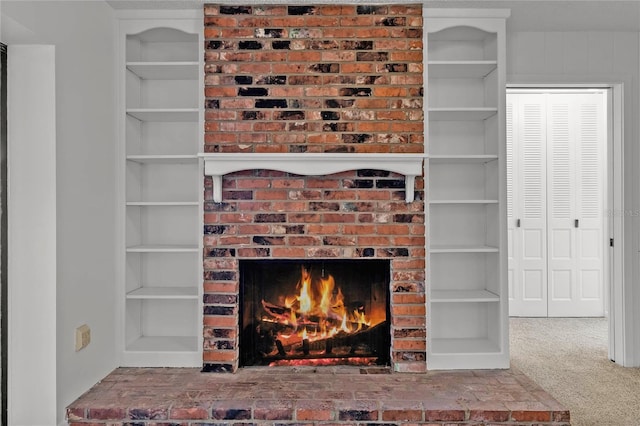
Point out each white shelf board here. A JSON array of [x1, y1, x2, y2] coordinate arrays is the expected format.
[[428, 107, 498, 121], [428, 60, 497, 79], [127, 108, 199, 122], [126, 201, 199, 206], [430, 245, 499, 253], [126, 244, 199, 253], [430, 337, 501, 354], [127, 286, 198, 299], [431, 290, 500, 303], [429, 155, 498, 164], [126, 336, 198, 352], [121, 347, 201, 367], [126, 155, 198, 164], [429, 199, 498, 204], [127, 61, 199, 80], [427, 350, 509, 370]]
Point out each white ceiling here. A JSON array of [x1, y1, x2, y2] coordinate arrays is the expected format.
[[105, 0, 640, 32]]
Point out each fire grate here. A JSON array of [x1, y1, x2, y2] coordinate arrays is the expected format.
[[239, 259, 390, 367]]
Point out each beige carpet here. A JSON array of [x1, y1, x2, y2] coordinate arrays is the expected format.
[[509, 317, 640, 426]]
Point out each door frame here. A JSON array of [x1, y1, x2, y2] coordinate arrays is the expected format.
[[0, 42, 7, 426], [507, 83, 624, 363]]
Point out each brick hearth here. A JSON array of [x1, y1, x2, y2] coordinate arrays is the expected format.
[[66, 367, 570, 426]]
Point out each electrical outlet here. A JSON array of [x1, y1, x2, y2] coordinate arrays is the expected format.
[[75, 324, 91, 351]]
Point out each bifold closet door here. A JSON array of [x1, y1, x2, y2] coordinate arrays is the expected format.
[[508, 92, 606, 317]]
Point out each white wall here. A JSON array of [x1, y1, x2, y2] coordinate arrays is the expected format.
[[8, 44, 57, 426], [506, 30, 640, 366], [1, 1, 118, 424]]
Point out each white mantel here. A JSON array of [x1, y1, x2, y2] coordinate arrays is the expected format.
[[199, 153, 426, 203]]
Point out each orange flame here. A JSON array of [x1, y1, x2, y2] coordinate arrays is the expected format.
[[340, 313, 349, 333], [319, 275, 335, 317], [353, 309, 370, 332], [265, 265, 376, 344], [298, 275, 312, 315]]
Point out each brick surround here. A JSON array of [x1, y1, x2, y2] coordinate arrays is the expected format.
[[202, 4, 425, 372]]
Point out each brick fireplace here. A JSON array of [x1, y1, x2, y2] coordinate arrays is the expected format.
[[64, 6, 573, 426], [201, 3, 426, 373]]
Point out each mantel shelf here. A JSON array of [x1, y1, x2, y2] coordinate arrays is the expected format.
[[199, 153, 426, 203]]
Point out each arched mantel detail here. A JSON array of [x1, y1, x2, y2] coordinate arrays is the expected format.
[[199, 153, 426, 203]]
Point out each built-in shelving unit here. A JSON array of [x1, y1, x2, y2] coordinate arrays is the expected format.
[[117, 15, 203, 367], [425, 8, 510, 369]]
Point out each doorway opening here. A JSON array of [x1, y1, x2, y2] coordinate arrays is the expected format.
[[506, 85, 623, 363]]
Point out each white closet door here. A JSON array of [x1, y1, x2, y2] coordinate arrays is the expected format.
[[547, 93, 605, 317], [508, 91, 606, 317], [508, 94, 548, 317]]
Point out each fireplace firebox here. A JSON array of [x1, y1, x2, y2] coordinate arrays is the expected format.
[[239, 259, 390, 367]]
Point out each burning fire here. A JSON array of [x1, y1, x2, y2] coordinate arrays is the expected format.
[[261, 265, 373, 347], [242, 260, 390, 367]]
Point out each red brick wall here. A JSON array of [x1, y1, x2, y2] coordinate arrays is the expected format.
[[202, 4, 425, 373]]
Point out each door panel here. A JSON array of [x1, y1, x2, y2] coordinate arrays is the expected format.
[[508, 94, 547, 316], [546, 98, 575, 314], [523, 229, 543, 258], [550, 229, 572, 259], [507, 101, 516, 306], [550, 269, 572, 300], [523, 269, 544, 299], [580, 229, 600, 258], [581, 270, 601, 299], [548, 93, 605, 317]]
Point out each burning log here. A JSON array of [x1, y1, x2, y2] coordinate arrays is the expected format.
[[329, 321, 386, 353], [257, 318, 297, 335], [261, 300, 293, 323], [260, 302, 370, 331], [261, 320, 389, 363]]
